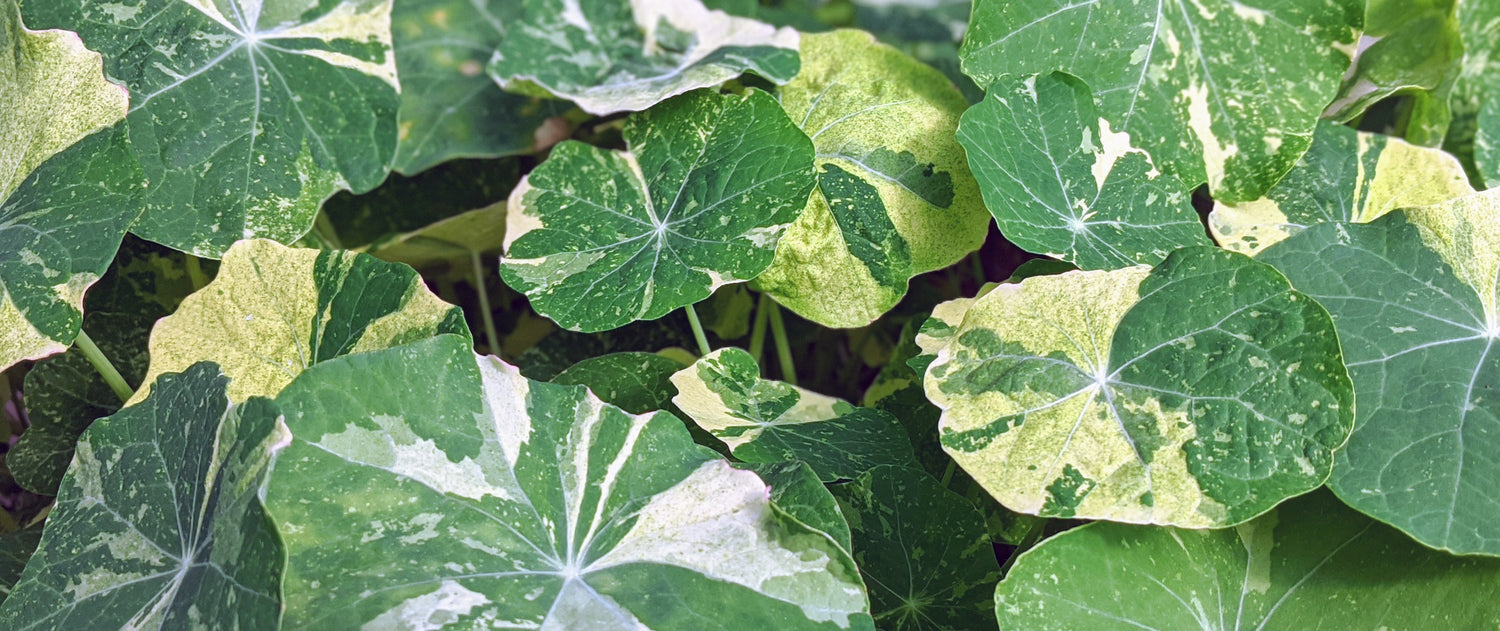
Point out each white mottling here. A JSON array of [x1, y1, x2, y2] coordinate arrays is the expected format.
[[1182, 83, 1238, 189], [362, 580, 490, 631]]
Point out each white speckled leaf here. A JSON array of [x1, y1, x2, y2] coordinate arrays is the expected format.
[[1259, 189, 1500, 555], [924, 247, 1353, 527], [958, 72, 1208, 269], [500, 89, 816, 333], [24, 0, 401, 257], [488, 0, 800, 115], [0, 363, 286, 630], [1443, 0, 1499, 184], [995, 490, 1500, 629], [960, 0, 1362, 202], [264, 335, 876, 630], [1211, 121, 1473, 256], [754, 30, 990, 328], [135, 239, 469, 404]]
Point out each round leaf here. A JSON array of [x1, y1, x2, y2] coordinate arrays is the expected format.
[[500, 89, 816, 332], [924, 247, 1353, 527], [552, 351, 687, 415]]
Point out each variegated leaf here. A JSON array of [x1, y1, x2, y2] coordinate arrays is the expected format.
[[264, 335, 876, 630], [1259, 189, 1500, 555], [134, 239, 469, 404], [500, 89, 816, 332], [488, 0, 800, 115], [754, 30, 989, 328], [25, 0, 401, 257], [924, 247, 1353, 527]]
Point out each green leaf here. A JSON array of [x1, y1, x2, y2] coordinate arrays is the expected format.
[[994, 490, 1500, 629], [672, 347, 918, 481], [0, 125, 144, 372], [517, 311, 702, 380], [697, 284, 755, 340], [1258, 189, 1500, 555], [1441, 0, 1499, 182], [957, 72, 1208, 269], [552, 351, 687, 415], [1211, 121, 1474, 256], [755, 30, 989, 328], [1323, 0, 1463, 133], [390, 0, 570, 174], [14, 237, 205, 495], [959, 0, 1362, 202], [831, 465, 1000, 631], [0, 0, 126, 200], [739, 460, 855, 553], [500, 89, 816, 332], [488, 0, 800, 115], [134, 238, 469, 404], [362, 202, 509, 278], [1480, 94, 1500, 188], [321, 157, 518, 250], [0, 363, 285, 629], [0, 526, 41, 607], [25, 0, 401, 257], [264, 335, 876, 630], [923, 247, 1353, 527]]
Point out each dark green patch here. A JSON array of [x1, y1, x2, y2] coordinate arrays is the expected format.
[[819, 163, 912, 291], [1041, 464, 1096, 517], [833, 146, 956, 208]]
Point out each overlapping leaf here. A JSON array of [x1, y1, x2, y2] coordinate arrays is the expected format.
[[500, 89, 815, 332], [1322, 0, 1462, 143], [488, 0, 800, 115], [390, 0, 569, 174], [1443, 0, 1499, 183], [958, 72, 1207, 269], [264, 335, 875, 630], [0, 363, 285, 629], [362, 202, 508, 278], [1259, 189, 1500, 555], [134, 239, 469, 404], [754, 30, 989, 327], [995, 491, 1500, 629], [1211, 121, 1473, 256], [959, 0, 1362, 202], [25, 0, 402, 257], [0, 526, 40, 607], [922, 248, 1353, 527], [832, 465, 1001, 631], [553, 351, 687, 415], [672, 347, 917, 481]]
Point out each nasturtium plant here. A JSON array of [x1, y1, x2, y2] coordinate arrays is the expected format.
[[134, 239, 469, 404], [264, 335, 876, 630], [25, 0, 401, 257], [0, 363, 285, 629], [1211, 121, 1474, 255], [488, 0, 800, 115], [1444, 0, 1499, 182], [753, 29, 989, 328], [958, 72, 1207, 269], [996, 491, 1500, 629], [960, 0, 1362, 202], [1323, 0, 1462, 142], [500, 88, 815, 332], [673, 347, 918, 481], [1259, 190, 1500, 555], [923, 248, 1354, 527], [552, 351, 688, 415]]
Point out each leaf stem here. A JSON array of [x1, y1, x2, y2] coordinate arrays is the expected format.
[[748, 292, 770, 365], [314, 211, 343, 250], [469, 250, 501, 356], [1000, 519, 1049, 576], [766, 299, 796, 385], [184, 256, 210, 290], [684, 303, 712, 357], [939, 459, 957, 487], [74, 329, 131, 404]]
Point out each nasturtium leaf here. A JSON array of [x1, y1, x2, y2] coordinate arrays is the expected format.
[[553, 351, 687, 415], [740, 460, 855, 553], [957, 72, 1206, 269], [0, 125, 144, 373], [959, 0, 1362, 202], [672, 347, 918, 481], [487, 0, 800, 115], [0, 526, 41, 606], [517, 311, 703, 380], [25, 0, 401, 257], [1322, 0, 1462, 138], [1211, 121, 1474, 256], [923, 247, 1354, 527], [754, 30, 989, 328], [14, 238, 204, 495], [865, 319, 948, 478], [390, 0, 570, 174], [1443, 0, 1499, 182], [264, 335, 876, 630], [0, 0, 126, 200], [1259, 189, 1500, 555], [362, 202, 508, 278], [500, 89, 816, 332], [322, 157, 519, 251], [697, 284, 755, 340], [0, 363, 285, 629], [995, 490, 1500, 629], [1480, 95, 1500, 188], [831, 465, 1000, 631], [134, 239, 469, 404]]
